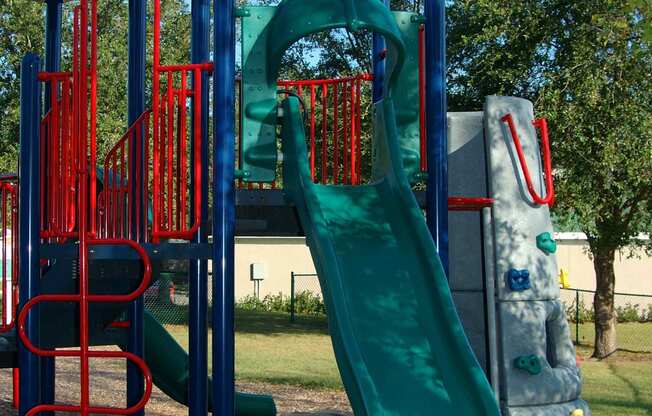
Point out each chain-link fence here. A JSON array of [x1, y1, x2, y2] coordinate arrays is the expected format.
[[561, 288, 652, 353], [290, 272, 325, 322]]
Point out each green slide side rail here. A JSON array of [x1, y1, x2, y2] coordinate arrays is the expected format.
[[281, 96, 500, 415], [141, 311, 276, 416], [240, 0, 408, 182]]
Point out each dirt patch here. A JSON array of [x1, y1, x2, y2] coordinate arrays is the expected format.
[[0, 352, 352, 415]]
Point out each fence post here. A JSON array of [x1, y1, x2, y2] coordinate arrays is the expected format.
[[575, 290, 580, 345], [290, 272, 295, 323]]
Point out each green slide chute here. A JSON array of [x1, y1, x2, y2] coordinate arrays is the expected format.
[[281, 96, 501, 415], [142, 311, 276, 416]]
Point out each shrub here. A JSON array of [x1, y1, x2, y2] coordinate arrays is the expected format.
[[565, 297, 594, 323], [293, 291, 326, 316], [616, 303, 645, 323], [235, 291, 326, 316]]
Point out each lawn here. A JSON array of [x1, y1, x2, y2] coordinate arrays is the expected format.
[[570, 322, 652, 353], [164, 310, 652, 415]]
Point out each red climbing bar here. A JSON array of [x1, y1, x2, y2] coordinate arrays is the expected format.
[[448, 197, 495, 212], [310, 85, 316, 181], [501, 114, 555, 207]]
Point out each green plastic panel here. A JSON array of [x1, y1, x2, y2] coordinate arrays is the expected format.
[[240, 0, 407, 182], [386, 12, 423, 181]]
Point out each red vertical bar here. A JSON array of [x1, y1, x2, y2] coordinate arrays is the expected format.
[[191, 69, 202, 233], [343, 81, 349, 184], [50, 81, 60, 233], [418, 24, 427, 172], [179, 71, 187, 230], [2, 189, 7, 327], [321, 85, 328, 184], [159, 99, 166, 231], [40, 118, 46, 235], [356, 78, 362, 184], [310, 85, 316, 182], [166, 72, 174, 231], [61, 80, 71, 233], [350, 81, 356, 184], [12, 368, 19, 409], [144, 112, 150, 243], [89, 0, 98, 235], [151, 0, 161, 242], [121, 143, 127, 237], [332, 83, 339, 185]]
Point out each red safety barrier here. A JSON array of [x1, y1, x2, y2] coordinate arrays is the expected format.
[[501, 114, 555, 207], [99, 111, 150, 241], [238, 74, 372, 188], [38, 74, 76, 240], [0, 180, 18, 333], [150, 0, 212, 242]]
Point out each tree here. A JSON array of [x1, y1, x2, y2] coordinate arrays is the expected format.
[[448, 0, 652, 358]]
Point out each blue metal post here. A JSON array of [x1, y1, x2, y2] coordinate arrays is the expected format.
[[424, 0, 449, 275], [189, 0, 210, 413], [213, 0, 236, 414], [18, 53, 42, 416], [372, 0, 390, 102], [42, 1, 62, 411], [127, 0, 146, 412]]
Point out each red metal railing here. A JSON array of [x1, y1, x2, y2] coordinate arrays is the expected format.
[[0, 180, 18, 333], [23, 0, 153, 413], [501, 114, 555, 207], [39, 74, 76, 240], [279, 74, 370, 185], [99, 111, 150, 241], [149, 0, 212, 242], [448, 197, 495, 211]]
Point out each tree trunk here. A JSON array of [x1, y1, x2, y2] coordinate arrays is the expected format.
[[592, 247, 617, 358]]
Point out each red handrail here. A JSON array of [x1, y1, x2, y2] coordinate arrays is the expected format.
[[501, 114, 555, 207]]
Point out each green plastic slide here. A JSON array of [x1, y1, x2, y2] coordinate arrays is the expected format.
[[142, 311, 276, 416], [281, 96, 501, 416]]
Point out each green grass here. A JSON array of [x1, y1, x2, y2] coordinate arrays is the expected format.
[[163, 310, 652, 415], [165, 310, 343, 389], [570, 322, 652, 353], [581, 358, 652, 415]]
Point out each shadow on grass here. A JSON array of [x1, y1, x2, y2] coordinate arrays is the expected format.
[[606, 361, 652, 415], [235, 310, 330, 336]]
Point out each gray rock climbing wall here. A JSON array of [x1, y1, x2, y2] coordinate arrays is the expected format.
[[447, 99, 591, 415], [484, 96, 590, 416]]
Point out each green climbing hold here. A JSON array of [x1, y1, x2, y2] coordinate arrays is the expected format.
[[514, 355, 543, 375], [536, 232, 557, 254]]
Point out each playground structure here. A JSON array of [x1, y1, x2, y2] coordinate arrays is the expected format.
[[0, 0, 591, 415]]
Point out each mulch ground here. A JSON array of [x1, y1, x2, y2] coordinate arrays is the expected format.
[[0, 350, 352, 415]]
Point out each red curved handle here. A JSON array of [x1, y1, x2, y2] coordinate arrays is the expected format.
[[501, 114, 555, 207], [17, 238, 153, 415]]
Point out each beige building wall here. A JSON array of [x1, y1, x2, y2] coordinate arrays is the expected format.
[[555, 234, 652, 294], [234, 237, 316, 300], [231, 234, 652, 304]]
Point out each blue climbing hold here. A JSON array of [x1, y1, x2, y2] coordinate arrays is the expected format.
[[507, 269, 531, 291]]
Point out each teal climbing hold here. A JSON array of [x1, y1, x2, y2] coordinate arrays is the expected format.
[[536, 232, 557, 254], [514, 355, 543, 375]]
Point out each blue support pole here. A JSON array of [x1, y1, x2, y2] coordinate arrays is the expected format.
[[372, 0, 390, 103], [213, 0, 236, 414], [126, 0, 146, 412], [42, 1, 62, 412], [424, 0, 449, 275], [18, 53, 42, 416], [189, 0, 210, 413]]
